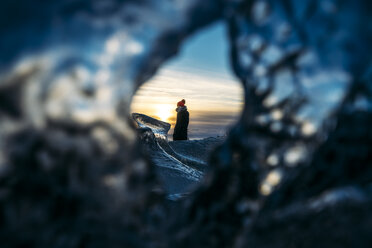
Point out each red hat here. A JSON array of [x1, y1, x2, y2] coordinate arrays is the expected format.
[[177, 101, 184, 107]]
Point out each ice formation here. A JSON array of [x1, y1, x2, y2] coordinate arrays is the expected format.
[[0, 0, 371, 247]]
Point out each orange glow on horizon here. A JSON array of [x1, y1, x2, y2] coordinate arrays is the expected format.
[[155, 104, 174, 122]]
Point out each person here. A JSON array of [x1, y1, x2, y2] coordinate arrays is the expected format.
[[173, 99, 189, 140]]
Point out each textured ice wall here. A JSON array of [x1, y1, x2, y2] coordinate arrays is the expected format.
[[0, 0, 371, 247]]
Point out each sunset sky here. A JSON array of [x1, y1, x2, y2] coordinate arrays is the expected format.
[[131, 22, 244, 139]]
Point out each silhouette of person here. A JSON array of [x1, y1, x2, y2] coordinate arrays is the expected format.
[[173, 99, 189, 140]]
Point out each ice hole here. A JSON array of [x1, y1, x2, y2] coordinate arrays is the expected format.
[[130, 22, 244, 197]]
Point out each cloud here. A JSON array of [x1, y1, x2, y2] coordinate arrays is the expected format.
[[132, 66, 244, 113]]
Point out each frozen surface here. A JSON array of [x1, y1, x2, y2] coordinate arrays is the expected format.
[[0, 0, 371, 247]]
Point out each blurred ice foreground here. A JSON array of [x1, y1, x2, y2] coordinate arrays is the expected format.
[[0, 0, 371, 247]]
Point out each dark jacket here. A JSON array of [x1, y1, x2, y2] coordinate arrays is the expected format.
[[173, 106, 189, 140]]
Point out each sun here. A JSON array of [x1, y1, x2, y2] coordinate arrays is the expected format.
[[155, 104, 173, 122]]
